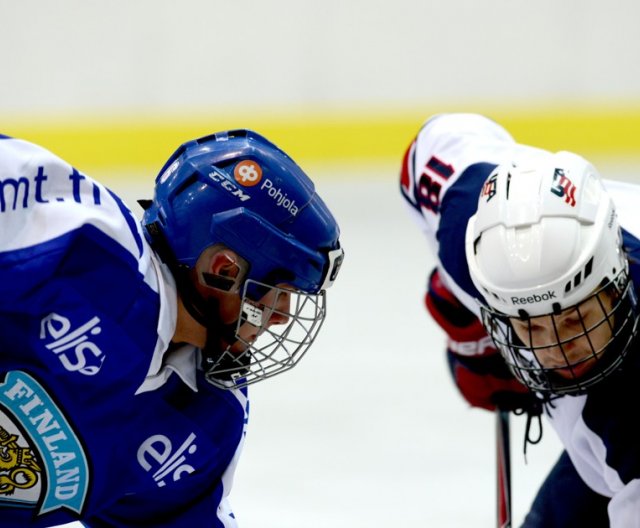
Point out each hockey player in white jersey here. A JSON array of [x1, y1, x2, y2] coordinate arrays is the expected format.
[[400, 113, 640, 527], [0, 130, 344, 527]]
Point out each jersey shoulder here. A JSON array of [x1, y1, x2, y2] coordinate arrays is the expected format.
[[399, 113, 516, 214], [0, 136, 149, 293], [0, 136, 145, 259], [0, 137, 158, 359], [399, 113, 550, 244], [399, 114, 550, 308]]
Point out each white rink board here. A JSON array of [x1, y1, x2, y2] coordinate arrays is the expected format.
[[3, 1, 640, 112]]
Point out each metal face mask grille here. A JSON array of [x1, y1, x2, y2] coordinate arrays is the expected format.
[[204, 280, 327, 389], [482, 273, 639, 396]]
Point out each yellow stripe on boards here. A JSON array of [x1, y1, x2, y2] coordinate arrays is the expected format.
[[4, 106, 640, 178]]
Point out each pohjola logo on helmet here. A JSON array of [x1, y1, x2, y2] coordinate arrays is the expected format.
[[511, 291, 557, 305], [260, 179, 299, 216]]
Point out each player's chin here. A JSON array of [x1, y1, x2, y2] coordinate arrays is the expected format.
[[554, 358, 597, 379]]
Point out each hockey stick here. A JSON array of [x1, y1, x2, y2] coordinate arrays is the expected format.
[[496, 409, 512, 528]]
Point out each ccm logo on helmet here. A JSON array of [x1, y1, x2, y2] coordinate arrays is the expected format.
[[209, 170, 251, 202], [511, 291, 557, 305]]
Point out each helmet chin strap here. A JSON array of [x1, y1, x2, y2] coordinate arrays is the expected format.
[[178, 273, 255, 383], [143, 220, 251, 376], [201, 295, 271, 383], [172, 264, 243, 359]]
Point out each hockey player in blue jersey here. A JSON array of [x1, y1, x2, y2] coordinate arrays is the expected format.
[[0, 130, 344, 527], [400, 113, 640, 527]]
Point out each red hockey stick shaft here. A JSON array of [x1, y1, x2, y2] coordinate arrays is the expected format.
[[497, 409, 512, 528]]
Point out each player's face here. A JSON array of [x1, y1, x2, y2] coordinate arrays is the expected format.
[[509, 291, 615, 380], [219, 284, 292, 354]]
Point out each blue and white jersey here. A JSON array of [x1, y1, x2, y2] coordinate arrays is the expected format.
[[0, 136, 248, 527], [400, 113, 640, 527]]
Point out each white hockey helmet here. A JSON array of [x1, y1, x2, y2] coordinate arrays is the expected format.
[[465, 151, 638, 394], [466, 151, 624, 318]]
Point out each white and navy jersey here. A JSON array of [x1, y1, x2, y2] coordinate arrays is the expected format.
[[0, 136, 248, 527], [400, 113, 640, 527]]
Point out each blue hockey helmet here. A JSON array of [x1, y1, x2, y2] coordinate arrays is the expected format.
[[143, 129, 342, 295], [140, 129, 344, 388]]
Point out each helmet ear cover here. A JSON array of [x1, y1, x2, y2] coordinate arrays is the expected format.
[[208, 207, 333, 296]]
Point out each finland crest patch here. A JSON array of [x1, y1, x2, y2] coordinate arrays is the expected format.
[[0, 371, 89, 515]]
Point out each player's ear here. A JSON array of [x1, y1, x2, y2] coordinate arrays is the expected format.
[[196, 246, 248, 293], [210, 250, 241, 277]]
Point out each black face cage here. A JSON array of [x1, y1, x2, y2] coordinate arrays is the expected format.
[[203, 280, 327, 389], [482, 271, 639, 396]]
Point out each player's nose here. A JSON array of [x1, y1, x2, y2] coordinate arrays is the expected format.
[[268, 292, 291, 326]]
